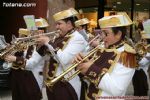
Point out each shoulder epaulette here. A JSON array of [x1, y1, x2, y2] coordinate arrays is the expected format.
[[119, 44, 138, 68]]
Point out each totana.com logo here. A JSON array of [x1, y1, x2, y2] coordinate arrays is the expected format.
[[3, 2, 36, 8]]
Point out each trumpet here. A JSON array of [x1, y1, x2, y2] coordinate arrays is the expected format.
[[135, 42, 150, 57], [0, 30, 60, 58], [0, 41, 26, 58], [45, 45, 102, 88], [14, 30, 60, 44], [125, 36, 150, 57]]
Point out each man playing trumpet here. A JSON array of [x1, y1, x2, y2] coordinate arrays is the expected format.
[[4, 18, 49, 100], [74, 13, 137, 99], [36, 8, 88, 100], [132, 33, 150, 96]]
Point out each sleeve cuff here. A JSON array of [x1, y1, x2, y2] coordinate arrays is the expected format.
[[15, 57, 25, 65], [37, 45, 48, 56]]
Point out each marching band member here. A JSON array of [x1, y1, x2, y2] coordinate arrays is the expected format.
[[75, 18, 92, 100], [75, 18, 90, 41], [36, 8, 88, 100], [74, 13, 137, 99], [132, 33, 150, 96], [5, 20, 49, 100]]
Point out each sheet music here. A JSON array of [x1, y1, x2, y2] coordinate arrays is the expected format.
[[0, 35, 7, 50], [23, 15, 37, 30]]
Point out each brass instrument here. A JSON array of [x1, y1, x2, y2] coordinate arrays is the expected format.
[[88, 34, 100, 45], [15, 30, 60, 44], [135, 42, 150, 57], [125, 36, 150, 57], [135, 42, 146, 56], [45, 45, 102, 88], [0, 30, 60, 57], [0, 41, 26, 58]]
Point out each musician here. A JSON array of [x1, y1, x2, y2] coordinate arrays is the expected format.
[[75, 18, 90, 41], [4, 23, 49, 100], [36, 8, 88, 100], [74, 13, 137, 99], [132, 33, 150, 96]]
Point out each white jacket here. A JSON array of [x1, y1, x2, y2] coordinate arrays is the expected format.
[[47, 30, 88, 99], [24, 47, 49, 90], [98, 45, 135, 96]]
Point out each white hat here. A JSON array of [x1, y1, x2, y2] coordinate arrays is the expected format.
[[99, 13, 132, 28], [75, 18, 89, 27], [35, 18, 49, 28], [53, 8, 79, 21]]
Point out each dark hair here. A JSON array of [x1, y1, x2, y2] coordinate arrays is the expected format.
[[109, 11, 116, 16], [147, 39, 150, 44], [111, 26, 127, 40], [81, 24, 88, 30], [62, 16, 78, 27], [38, 27, 47, 33], [137, 22, 144, 31]]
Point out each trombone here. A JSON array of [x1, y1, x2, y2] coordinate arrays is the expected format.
[[45, 45, 103, 88]]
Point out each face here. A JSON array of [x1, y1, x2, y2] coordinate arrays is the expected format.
[[102, 28, 121, 48], [55, 20, 70, 37], [76, 26, 83, 31]]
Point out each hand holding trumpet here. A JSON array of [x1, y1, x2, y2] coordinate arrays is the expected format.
[[4, 55, 16, 63], [73, 53, 93, 75], [36, 35, 50, 45]]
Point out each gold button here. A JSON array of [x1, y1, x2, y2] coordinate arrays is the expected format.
[[89, 71, 96, 77], [108, 60, 114, 64]]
